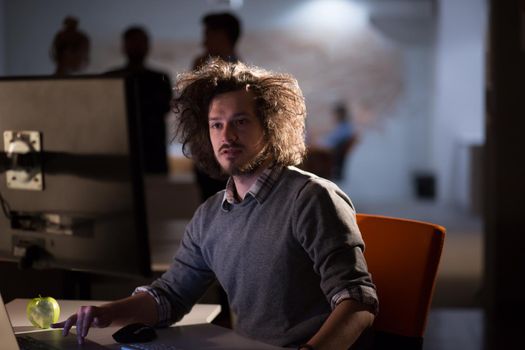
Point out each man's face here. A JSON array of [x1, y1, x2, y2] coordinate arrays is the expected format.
[[208, 89, 267, 176], [124, 33, 149, 63]]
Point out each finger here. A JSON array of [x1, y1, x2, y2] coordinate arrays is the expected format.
[[92, 309, 110, 328], [76, 307, 88, 344], [92, 316, 103, 328], [81, 307, 96, 338], [50, 321, 65, 328], [59, 315, 77, 336]]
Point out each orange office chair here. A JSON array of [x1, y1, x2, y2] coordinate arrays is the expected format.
[[356, 214, 446, 349]]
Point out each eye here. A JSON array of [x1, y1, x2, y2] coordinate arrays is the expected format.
[[235, 118, 248, 127], [209, 122, 222, 130]]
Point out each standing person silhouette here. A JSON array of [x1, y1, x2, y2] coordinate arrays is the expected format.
[[192, 13, 242, 202], [106, 26, 172, 174], [49, 16, 92, 299], [192, 12, 242, 70], [50, 17, 90, 76]]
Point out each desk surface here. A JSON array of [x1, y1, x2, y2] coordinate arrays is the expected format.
[[7, 299, 282, 349], [6, 299, 220, 328]]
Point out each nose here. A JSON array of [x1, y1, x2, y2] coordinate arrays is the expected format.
[[222, 122, 238, 143]]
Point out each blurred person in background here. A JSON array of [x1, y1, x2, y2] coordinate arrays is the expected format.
[[191, 12, 242, 202], [50, 16, 90, 76], [192, 12, 242, 70], [318, 102, 359, 181], [106, 26, 172, 174]]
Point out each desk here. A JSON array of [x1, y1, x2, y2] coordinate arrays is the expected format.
[[6, 299, 220, 329], [7, 299, 282, 349]]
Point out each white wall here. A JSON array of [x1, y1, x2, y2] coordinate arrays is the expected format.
[[348, 5, 436, 202], [2, 0, 486, 205], [348, 45, 435, 202], [432, 0, 487, 206]]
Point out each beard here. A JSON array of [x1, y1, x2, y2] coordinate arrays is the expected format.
[[221, 144, 270, 176]]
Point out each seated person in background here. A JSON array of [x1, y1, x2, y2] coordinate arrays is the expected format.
[[53, 59, 378, 350], [50, 16, 90, 76], [106, 26, 172, 174], [318, 102, 358, 180]]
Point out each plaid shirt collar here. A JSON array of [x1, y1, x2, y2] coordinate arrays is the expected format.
[[221, 165, 284, 212]]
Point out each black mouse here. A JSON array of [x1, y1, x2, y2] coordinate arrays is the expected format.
[[112, 323, 157, 343]]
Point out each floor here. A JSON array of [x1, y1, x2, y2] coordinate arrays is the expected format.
[[424, 309, 484, 350], [354, 199, 485, 350]]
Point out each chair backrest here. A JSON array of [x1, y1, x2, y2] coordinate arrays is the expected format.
[[356, 214, 445, 339]]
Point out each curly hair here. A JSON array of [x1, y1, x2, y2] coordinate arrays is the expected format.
[[172, 58, 307, 179]]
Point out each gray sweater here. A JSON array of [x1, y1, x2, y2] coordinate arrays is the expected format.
[[149, 166, 377, 347]]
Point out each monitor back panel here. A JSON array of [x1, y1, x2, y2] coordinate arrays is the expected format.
[[0, 77, 150, 277]]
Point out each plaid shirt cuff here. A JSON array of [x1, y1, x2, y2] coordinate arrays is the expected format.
[[331, 286, 379, 315], [133, 285, 172, 327]]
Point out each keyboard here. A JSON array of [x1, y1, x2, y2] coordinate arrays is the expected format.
[[16, 335, 60, 350], [120, 344, 183, 350]]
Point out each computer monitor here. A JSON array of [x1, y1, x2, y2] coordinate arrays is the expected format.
[[0, 76, 151, 278]]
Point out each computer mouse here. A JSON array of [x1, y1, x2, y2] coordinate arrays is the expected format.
[[112, 323, 157, 343]]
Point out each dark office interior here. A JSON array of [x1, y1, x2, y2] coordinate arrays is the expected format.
[[0, 1, 523, 349]]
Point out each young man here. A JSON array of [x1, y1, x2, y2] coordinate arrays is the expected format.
[[53, 59, 378, 350]]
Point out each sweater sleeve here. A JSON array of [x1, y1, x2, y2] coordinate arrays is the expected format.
[[293, 179, 378, 314], [145, 206, 217, 326]]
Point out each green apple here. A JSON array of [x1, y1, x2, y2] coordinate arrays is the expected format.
[[26, 295, 60, 329]]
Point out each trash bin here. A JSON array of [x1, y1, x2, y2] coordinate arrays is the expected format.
[[413, 172, 436, 200]]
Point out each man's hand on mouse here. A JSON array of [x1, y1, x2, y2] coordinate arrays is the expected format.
[[51, 305, 113, 344]]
